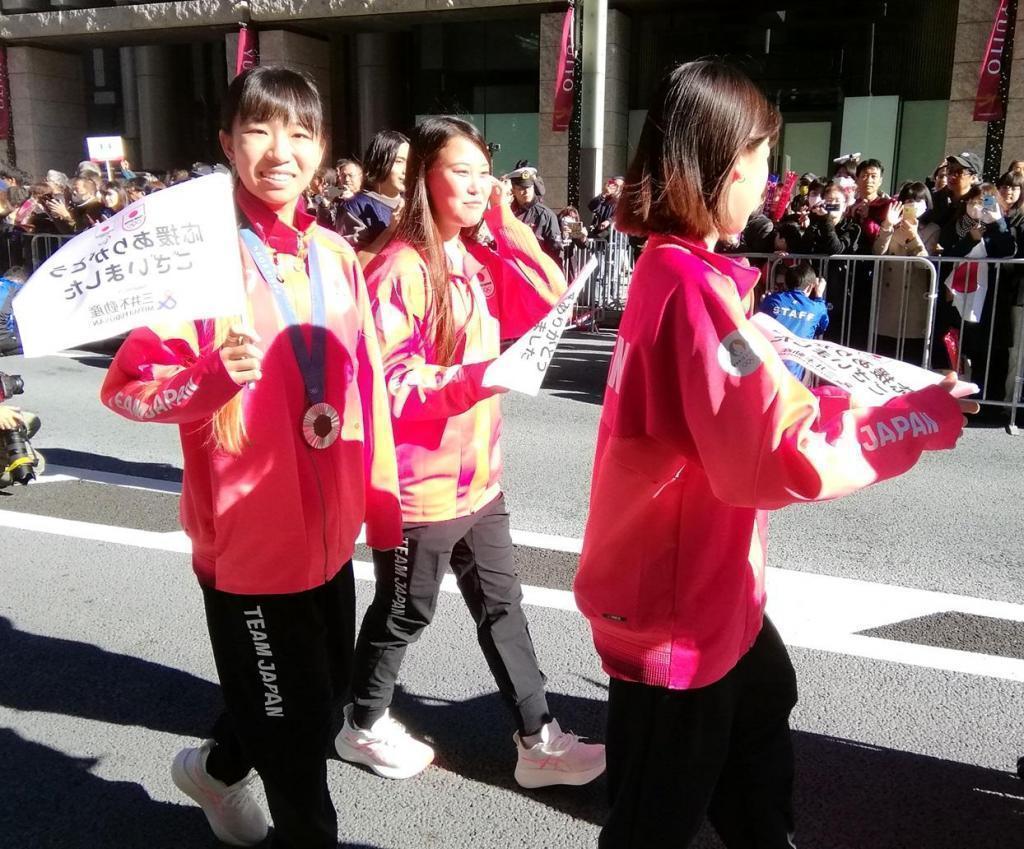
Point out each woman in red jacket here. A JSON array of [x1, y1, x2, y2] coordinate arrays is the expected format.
[[101, 66, 402, 848], [573, 61, 977, 848]]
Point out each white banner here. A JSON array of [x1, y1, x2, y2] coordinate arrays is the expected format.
[[750, 313, 978, 402], [14, 173, 246, 358], [482, 257, 598, 396]]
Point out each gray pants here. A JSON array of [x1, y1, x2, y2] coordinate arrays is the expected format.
[[351, 493, 550, 735]]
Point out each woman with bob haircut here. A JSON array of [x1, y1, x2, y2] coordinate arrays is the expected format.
[[101, 65, 402, 848], [573, 60, 977, 848], [336, 115, 606, 790]]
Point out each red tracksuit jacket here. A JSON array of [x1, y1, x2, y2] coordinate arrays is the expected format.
[[574, 234, 964, 690]]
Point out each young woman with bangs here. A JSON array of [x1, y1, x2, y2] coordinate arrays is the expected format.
[[572, 60, 976, 848], [336, 116, 606, 790], [101, 66, 402, 848]]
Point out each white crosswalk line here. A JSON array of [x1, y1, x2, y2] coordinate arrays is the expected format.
[[3, 505, 1023, 683]]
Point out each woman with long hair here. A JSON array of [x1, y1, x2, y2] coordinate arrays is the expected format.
[[101, 66, 402, 848], [336, 116, 606, 789], [338, 129, 409, 252], [572, 60, 976, 848]]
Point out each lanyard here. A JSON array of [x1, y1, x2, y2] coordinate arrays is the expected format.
[[239, 227, 328, 405]]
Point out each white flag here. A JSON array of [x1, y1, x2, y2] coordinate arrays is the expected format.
[[13, 173, 247, 357], [750, 313, 978, 402], [482, 257, 598, 396]]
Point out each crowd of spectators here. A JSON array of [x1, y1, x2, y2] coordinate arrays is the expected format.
[[7, 141, 1022, 409], [720, 151, 1024, 409]]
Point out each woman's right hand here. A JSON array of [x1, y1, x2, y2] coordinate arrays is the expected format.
[[220, 324, 263, 385], [938, 371, 980, 419]]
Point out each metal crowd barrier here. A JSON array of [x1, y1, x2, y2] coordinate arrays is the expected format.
[[734, 251, 1024, 433], [563, 228, 636, 331], [27, 233, 75, 272]]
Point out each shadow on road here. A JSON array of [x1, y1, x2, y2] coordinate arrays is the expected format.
[[367, 686, 1024, 849], [37, 447, 183, 482], [543, 337, 614, 406], [0, 728, 217, 849], [0, 616, 220, 737]]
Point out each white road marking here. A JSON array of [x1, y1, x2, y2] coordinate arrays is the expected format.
[[2, 506, 1023, 683]]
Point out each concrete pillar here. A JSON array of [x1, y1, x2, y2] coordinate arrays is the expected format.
[[946, 0, 1024, 171], [580, 0, 607, 207], [119, 46, 140, 167], [602, 10, 630, 182], [354, 32, 404, 157], [259, 30, 331, 132], [225, 31, 240, 82], [8, 45, 88, 178], [538, 11, 569, 210], [135, 45, 178, 170]]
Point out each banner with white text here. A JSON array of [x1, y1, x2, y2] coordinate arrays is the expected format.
[[14, 174, 246, 358], [751, 313, 978, 402], [483, 257, 597, 396]]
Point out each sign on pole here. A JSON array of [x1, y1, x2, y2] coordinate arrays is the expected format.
[[86, 136, 126, 163], [13, 173, 247, 358]]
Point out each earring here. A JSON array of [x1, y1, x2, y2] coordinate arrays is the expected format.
[[736, 176, 746, 183]]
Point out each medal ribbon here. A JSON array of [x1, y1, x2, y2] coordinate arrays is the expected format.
[[239, 228, 327, 406]]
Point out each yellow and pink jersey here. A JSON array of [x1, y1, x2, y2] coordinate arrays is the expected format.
[[365, 204, 566, 523]]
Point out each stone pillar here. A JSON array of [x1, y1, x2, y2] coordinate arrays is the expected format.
[[119, 46, 141, 167], [580, 0, 607, 207], [539, 7, 629, 212], [259, 30, 331, 130], [354, 32, 404, 157], [135, 45, 178, 170], [7, 46, 88, 178], [538, 11, 569, 210], [946, 0, 1024, 170], [602, 9, 630, 183]]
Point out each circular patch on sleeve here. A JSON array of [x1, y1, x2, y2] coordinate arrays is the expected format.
[[717, 328, 763, 378]]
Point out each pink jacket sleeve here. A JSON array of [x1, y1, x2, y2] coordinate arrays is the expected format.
[[101, 322, 241, 424], [371, 263, 500, 422], [348, 255, 405, 550], [647, 263, 964, 510], [472, 205, 567, 339]]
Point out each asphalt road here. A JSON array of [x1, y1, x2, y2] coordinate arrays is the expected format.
[[1, 331, 1023, 849]]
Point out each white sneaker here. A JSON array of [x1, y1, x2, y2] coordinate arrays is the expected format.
[[514, 719, 607, 789], [170, 741, 268, 847], [335, 706, 434, 780]]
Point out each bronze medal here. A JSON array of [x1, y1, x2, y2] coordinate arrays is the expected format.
[[302, 402, 340, 449]]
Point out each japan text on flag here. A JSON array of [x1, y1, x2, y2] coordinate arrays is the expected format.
[[13, 173, 247, 358]]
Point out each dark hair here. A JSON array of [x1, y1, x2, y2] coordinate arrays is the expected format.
[[996, 170, 1024, 190], [898, 181, 929, 204], [784, 260, 817, 291], [932, 163, 948, 179], [336, 158, 362, 172], [220, 65, 324, 142], [559, 205, 580, 219], [363, 130, 410, 189], [616, 60, 781, 239], [388, 117, 489, 366], [855, 158, 885, 177], [775, 221, 804, 249]]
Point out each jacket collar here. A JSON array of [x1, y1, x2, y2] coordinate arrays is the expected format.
[[235, 183, 316, 256], [647, 233, 762, 299]]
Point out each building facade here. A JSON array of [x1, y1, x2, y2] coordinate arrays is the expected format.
[[0, 0, 1017, 209]]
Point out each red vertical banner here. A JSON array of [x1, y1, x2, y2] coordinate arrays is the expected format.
[[552, 4, 575, 132], [974, 0, 1017, 121], [235, 24, 260, 79], [0, 47, 11, 141]]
